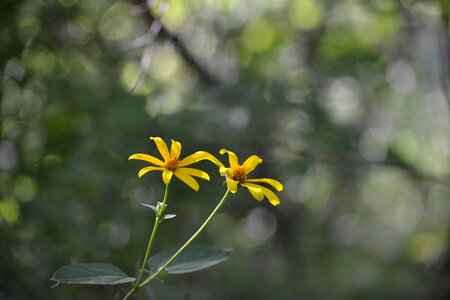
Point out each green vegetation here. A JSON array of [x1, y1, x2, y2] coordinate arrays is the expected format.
[[1, 0, 450, 299]]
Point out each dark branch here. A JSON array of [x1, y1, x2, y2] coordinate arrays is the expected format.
[[130, 0, 220, 86]]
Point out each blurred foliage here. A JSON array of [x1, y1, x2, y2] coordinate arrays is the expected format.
[[1, 0, 450, 299]]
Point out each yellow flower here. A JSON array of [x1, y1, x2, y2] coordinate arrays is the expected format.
[[129, 137, 212, 191], [199, 148, 283, 206]]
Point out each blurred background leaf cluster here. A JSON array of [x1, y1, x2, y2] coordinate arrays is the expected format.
[[1, 0, 450, 299]]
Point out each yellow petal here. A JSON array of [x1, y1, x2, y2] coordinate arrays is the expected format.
[[192, 151, 224, 168], [220, 167, 233, 178], [244, 182, 280, 206], [138, 166, 164, 178], [178, 154, 197, 167], [241, 183, 264, 201], [150, 137, 170, 161], [178, 167, 210, 181], [129, 153, 165, 167], [170, 139, 182, 159], [174, 170, 200, 191], [260, 185, 281, 206], [242, 155, 263, 174], [246, 178, 283, 191], [220, 149, 238, 167], [162, 170, 173, 185], [226, 179, 239, 193]]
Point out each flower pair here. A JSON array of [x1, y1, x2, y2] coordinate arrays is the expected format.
[[129, 137, 283, 206]]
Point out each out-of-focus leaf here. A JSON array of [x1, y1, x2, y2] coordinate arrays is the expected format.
[[51, 263, 135, 285], [149, 245, 232, 274]]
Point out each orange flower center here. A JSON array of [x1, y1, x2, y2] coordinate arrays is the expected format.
[[165, 157, 179, 171], [232, 165, 247, 183]]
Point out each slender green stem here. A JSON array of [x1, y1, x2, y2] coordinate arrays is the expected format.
[[138, 189, 231, 288], [122, 285, 135, 300], [123, 184, 170, 300], [136, 184, 170, 284]]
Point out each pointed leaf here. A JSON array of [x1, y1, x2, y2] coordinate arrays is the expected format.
[[51, 263, 135, 285], [163, 214, 176, 220], [149, 245, 232, 274], [141, 203, 158, 214]]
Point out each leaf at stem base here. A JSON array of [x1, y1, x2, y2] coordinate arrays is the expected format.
[[51, 263, 135, 285]]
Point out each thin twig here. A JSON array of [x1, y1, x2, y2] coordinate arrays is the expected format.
[[129, 1, 166, 92], [130, 0, 219, 86]]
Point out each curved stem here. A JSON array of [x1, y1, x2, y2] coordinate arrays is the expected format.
[[138, 189, 231, 288], [123, 184, 170, 300]]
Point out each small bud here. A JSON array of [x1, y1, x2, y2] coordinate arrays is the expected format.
[[156, 201, 166, 216]]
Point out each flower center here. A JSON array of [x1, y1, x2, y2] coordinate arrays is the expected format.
[[165, 157, 179, 171], [232, 165, 247, 183]]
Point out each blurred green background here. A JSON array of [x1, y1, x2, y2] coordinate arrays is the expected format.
[[1, 0, 450, 299]]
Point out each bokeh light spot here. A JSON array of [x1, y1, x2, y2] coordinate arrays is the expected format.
[[14, 176, 38, 202], [0, 197, 20, 224], [390, 130, 420, 165], [18, 14, 41, 39], [149, 46, 181, 82], [407, 232, 446, 263], [98, 3, 134, 41], [386, 59, 417, 95], [288, 0, 323, 31], [120, 61, 154, 95], [161, 0, 186, 31], [26, 46, 57, 76], [241, 20, 276, 53], [0, 141, 18, 171], [235, 207, 277, 248]]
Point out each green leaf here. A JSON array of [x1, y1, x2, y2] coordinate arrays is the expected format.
[[51, 263, 135, 285], [149, 245, 232, 274]]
